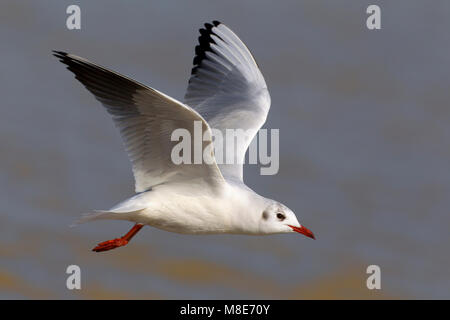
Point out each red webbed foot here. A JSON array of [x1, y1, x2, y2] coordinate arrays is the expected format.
[[92, 223, 144, 253], [92, 238, 129, 252]]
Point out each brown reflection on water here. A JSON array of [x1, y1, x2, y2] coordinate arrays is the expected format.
[[288, 266, 396, 299], [154, 259, 283, 297], [0, 269, 54, 299], [76, 283, 163, 300]]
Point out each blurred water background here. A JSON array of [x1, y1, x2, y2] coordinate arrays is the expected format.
[[1, 0, 450, 299]]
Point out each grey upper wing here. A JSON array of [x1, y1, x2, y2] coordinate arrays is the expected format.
[[184, 21, 271, 182], [53, 51, 224, 192]]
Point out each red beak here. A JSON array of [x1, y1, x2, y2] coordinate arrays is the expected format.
[[288, 225, 315, 239]]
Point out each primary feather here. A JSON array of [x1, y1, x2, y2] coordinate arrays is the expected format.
[[184, 21, 271, 182]]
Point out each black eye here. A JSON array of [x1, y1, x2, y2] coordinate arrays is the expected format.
[[276, 213, 285, 220]]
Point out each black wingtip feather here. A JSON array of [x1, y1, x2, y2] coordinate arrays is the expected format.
[[52, 50, 67, 55], [190, 21, 223, 76], [52, 51, 73, 66]]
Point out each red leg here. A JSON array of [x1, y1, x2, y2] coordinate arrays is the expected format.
[[92, 223, 144, 252]]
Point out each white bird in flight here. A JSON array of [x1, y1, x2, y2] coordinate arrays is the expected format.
[[53, 20, 315, 252]]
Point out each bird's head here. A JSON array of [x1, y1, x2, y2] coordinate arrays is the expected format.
[[258, 201, 315, 239]]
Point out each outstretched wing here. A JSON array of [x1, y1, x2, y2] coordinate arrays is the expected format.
[[184, 21, 271, 182], [53, 51, 224, 193]]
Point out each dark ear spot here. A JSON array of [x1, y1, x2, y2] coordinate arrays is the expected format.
[[262, 211, 269, 220]]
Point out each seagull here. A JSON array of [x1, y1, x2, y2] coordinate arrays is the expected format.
[[53, 20, 315, 252]]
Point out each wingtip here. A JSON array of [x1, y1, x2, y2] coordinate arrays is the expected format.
[[191, 21, 224, 76], [52, 50, 68, 59], [204, 20, 222, 30]]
